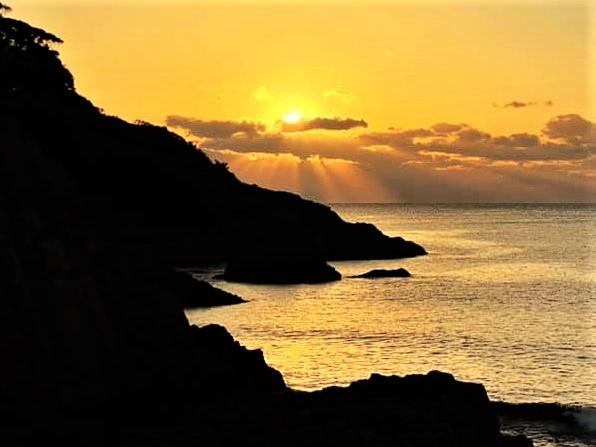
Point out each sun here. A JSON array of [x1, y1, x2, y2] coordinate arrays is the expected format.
[[283, 111, 302, 124]]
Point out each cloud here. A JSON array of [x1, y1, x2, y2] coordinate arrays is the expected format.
[[417, 137, 591, 162], [431, 122, 465, 134], [434, 164, 472, 172], [282, 117, 368, 132], [417, 150, 486, 164], [360, 128, 435, 147], [165, 116, 266, 138], [542, 114, 595, 146], [503, 100, 537, 108], [361, 116, 595, 163], [166, 113, 596, 202], [492, 133, 540, 147], [305, 154, 358, 166], [361, 145, 394, 153], [489, 160, 519, 168], [494, 100, 554, 109], [456, 127, 491, 142], [389, 128, 436, 138], [323, 89, 357, 104]]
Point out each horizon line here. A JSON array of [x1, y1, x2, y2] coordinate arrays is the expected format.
[[327, 201, 596, 205]]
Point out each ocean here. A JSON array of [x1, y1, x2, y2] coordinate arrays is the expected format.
[[186, 204, 596, 446]]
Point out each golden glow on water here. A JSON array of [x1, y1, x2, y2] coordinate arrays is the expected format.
[[187, 205, 596, 409]]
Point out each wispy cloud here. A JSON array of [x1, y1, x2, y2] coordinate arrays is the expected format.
[[165, 116, 266, 138], [494, 100, 554, 109]]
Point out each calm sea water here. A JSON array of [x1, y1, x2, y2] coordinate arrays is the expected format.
[[187, 204, 596, 446]]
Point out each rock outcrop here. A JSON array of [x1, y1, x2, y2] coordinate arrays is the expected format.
[[292, 371, 534, 447], [351, 267, 411, 278], [167, 271, 247, 307]]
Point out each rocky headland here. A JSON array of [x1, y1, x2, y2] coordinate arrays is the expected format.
[[169, 271, 247, 307]]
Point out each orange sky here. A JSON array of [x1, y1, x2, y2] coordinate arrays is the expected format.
[[14, 1, 596, 202]]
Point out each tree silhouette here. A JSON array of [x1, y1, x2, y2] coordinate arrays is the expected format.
[[0, 2, 73, 97], [0, 3, 62, 51], [0, 3, 11, 15]]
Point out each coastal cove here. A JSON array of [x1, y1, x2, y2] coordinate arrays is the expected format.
[[189, 203, 596, 401], [188, 203, 596, 446]]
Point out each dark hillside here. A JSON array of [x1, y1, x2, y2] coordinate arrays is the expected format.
[[0, 3, 424, 264]]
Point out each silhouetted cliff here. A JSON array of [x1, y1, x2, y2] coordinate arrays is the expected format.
[[1, 3, 424, 265]]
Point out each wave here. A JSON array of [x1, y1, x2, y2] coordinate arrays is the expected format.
[[494, 402, 596, 445], [570, 407, 596, 433]]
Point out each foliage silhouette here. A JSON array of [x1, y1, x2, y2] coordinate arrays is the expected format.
[[0, 3, 73, 100]]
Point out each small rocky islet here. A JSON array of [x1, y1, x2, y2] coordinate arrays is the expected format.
[[351, 267, 412, 279], [214, 257, 342, 284]]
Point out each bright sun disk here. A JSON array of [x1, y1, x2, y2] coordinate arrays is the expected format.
[[283, 111, 302, 124]]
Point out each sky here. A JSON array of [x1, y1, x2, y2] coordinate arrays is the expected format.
[[13, 0, 596, 202]]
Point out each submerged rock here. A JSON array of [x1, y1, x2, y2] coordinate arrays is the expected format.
[[216, 258, 342, 284], [351, 267, 411, 278]]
